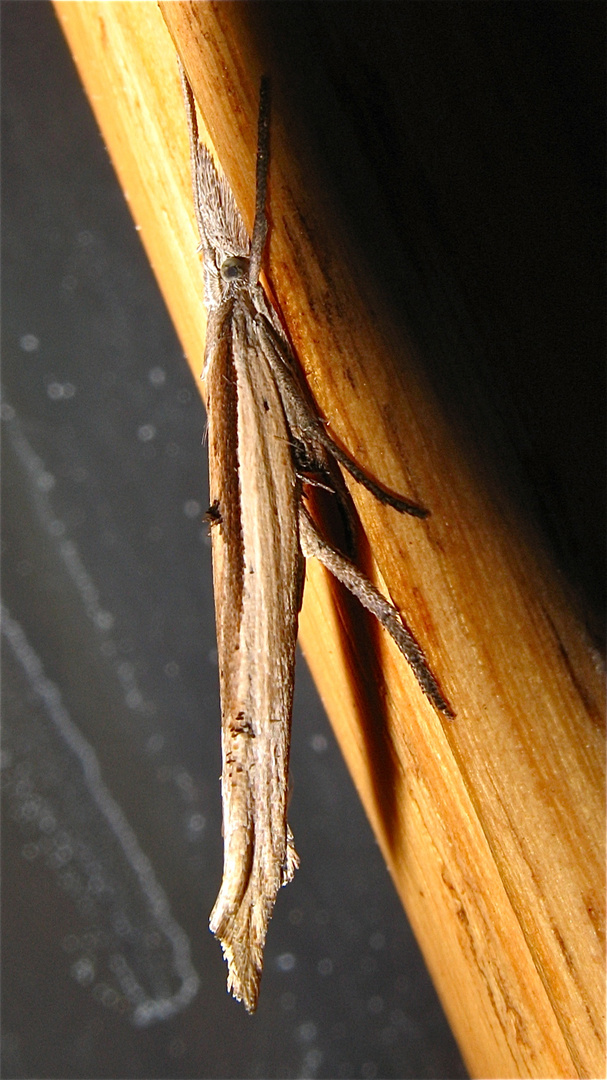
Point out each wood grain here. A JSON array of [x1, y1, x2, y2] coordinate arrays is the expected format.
[[52, 3, 605, 1076]]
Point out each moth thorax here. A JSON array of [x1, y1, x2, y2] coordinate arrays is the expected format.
[[220, 256, 250, 282]]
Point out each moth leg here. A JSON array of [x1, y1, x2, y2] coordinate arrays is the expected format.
[[294, 450, 359, 556], [253, 309, 428, 518], [205, 500, 222, 527], [299, 505, 453, 717], [312, 425, 429, 518]]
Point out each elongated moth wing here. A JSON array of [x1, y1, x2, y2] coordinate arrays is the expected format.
[[205, 296, 301, 1012]]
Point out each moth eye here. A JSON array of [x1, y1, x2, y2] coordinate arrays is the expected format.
[[221, 256, 249, 281]]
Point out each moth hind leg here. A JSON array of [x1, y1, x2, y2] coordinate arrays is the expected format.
[[296, 455, 359, 558], [298, 504, 453, 717]]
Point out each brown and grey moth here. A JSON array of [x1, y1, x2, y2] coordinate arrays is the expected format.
[[179, 66, 451, 1013]]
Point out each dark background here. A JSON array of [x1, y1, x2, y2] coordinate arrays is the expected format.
[[2, 3, 603, 1079]]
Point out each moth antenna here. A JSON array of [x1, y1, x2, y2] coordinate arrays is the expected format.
[[249, 77, 270, 286], [179, 62, 208, 249]]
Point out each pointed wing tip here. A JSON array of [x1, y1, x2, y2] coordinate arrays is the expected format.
[[213, 929, 262, 1013], [209, 829, 299, 1011]]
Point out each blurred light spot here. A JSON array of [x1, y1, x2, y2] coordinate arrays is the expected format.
[[149, 366, 166, 387], [93, 983, 120, 1009], [17, 797, 40, 823], [37, 471, 55, 492], [94, 610, 115, 631], [146, 733, 164, 755], [186, 813, 205, 840], [38, 812, 57, 834], [175, 770, 195, 798], [276, 952, 296, 972], [137, 424, 156, 442], [297, 1021, 317, 1043], [71, 957, 95, 985], [304, 1048, 323, 1071], [311, 734, 327, 753], [184, 499, 201, 519], [19, 333, 40, 352]]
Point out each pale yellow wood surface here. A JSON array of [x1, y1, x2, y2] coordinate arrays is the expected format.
[[52, 4, 604, 1077]]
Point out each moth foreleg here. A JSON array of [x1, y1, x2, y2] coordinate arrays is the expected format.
[[313, 425, 429, 518], [298, 505, 453, 717], [253, 310, 429, 518]]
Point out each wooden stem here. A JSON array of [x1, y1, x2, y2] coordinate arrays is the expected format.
[[52, 3, 604, 1077]]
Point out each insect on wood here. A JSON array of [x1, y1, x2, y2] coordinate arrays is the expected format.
[[179, 65, 452, 1012]]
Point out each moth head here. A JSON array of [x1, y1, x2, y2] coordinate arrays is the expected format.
[[220, 256, 250, 284]]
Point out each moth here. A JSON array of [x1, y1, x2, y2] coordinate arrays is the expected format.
[[180, 66, 451, 1012]]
